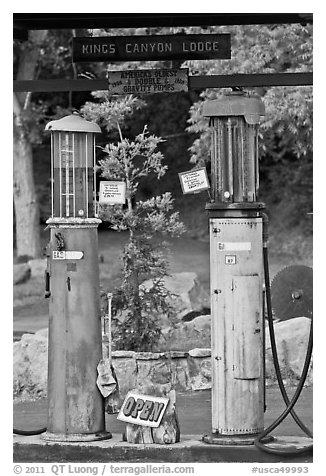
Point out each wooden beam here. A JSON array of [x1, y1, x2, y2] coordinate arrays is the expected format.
[[13, 13, 313, 33], [189, 73, 313, 89], [13, 73, 313, 93]]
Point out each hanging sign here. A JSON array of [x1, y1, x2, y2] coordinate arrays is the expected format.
[[179, 167, 210, 194], [108, 68, 188, 95], [99, 181, 126, 205], [117, 391, 169, 428], [72, 34, 231, 63]]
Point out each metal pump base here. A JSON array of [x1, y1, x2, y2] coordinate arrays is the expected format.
[[202, 433, 274, 446], [42, 430, 112, 443]]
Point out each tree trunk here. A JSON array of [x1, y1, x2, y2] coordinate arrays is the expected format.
[[13, 95, 40, 258], [13, 30, 47, 258]]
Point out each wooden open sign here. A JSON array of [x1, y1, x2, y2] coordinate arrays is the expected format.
[[117, 391, 169, 428]]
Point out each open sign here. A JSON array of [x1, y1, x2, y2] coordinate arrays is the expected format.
[[117, 392, 169, 428]]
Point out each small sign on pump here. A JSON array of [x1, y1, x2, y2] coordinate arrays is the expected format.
[[99, 181, 126, 205], [179, 167, 210, 194]]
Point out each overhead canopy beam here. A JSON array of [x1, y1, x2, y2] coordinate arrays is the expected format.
[[13, 72, 313, 93], [13, 13, 312, 40]]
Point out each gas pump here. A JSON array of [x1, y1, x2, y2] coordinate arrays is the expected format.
[[42, 113, 111, 442], [201, 90, 313, 454], [202, 90, 266, 444]]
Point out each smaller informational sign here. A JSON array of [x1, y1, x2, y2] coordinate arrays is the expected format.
[[225, 255, 237, 265], [52, 251, 84, 260], [179, 167, 210, 194], [217, 242, 252, 251], [99, 181, 126, 205], [108, 68, 188, 95], [117, 392, 169, 428]]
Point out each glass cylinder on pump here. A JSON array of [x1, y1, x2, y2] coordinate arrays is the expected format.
[[204, 91, 264, 205], [45, 113, 101, 219]]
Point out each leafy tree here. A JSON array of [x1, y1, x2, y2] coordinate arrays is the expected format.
[[184, 23, 313, 234], [82, 93, 185, 351], [13, 30, 50, 259], [13, 29, 94, 257], [185, 23, 312, 162]]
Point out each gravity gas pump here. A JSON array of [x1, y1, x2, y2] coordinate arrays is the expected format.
[[202, 90, 266, 445], [202, 91, 313, 455], [42, 114, 111, 442]]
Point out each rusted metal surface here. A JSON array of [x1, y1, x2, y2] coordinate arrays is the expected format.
[[210, 218, 264, 436], [44, 222, 111, 442]]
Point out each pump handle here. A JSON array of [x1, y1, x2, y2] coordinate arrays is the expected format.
[[44, 270, 51, 298]]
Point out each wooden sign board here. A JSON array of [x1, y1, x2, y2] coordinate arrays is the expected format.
[[117, 392, 169, 428], [73, 34, 231, 63], [108, 68, 188, 95], [99, 181, 126, 205], [179, 167, 210, 194]]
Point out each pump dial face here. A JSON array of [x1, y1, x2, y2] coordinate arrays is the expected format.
[[271, 265, 313, 321]]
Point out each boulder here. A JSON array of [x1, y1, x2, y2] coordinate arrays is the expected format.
[[28, 258, 47, 278], [159, 314, 211, 351], [265, 316, 313, 385], [13, 263, 31, 285], [13, 329, 48, 398], [140, 272, 210, 324]]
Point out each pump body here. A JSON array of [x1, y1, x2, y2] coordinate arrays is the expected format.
[[210, 218, 264, 436], [203, 92, 265, 444], [43, 115, 110, 442]]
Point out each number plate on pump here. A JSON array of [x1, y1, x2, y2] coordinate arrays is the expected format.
[[225, 255, 236, 265], [218, 242, 251, 251], [52, 251, 84, 260]]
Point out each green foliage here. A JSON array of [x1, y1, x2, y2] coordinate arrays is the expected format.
[[87, 95, 185, 351], [186, 24, 313, 163], [82, 93, 146, 134], [184, 24, 313, 234]]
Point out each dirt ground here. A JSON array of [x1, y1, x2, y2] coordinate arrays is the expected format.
[[14, 387, 312, 439]]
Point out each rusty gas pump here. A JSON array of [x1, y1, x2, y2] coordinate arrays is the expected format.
[[202, 91, 266, 444], [42, 113, 111, 442]]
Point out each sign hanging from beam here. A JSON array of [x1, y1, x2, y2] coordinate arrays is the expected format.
[[108, 68, 188, 95], [72, 34, 231, 62]]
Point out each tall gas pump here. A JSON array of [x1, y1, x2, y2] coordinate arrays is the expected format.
[[202, 91, 266, 445], [42, 114, 111, 442]]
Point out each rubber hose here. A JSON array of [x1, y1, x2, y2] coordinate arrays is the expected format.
[[254, 245, 313, 455], [263, 245, 312, 437]]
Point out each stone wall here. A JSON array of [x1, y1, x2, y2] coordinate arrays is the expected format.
[[13, 330, 212, 400]]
